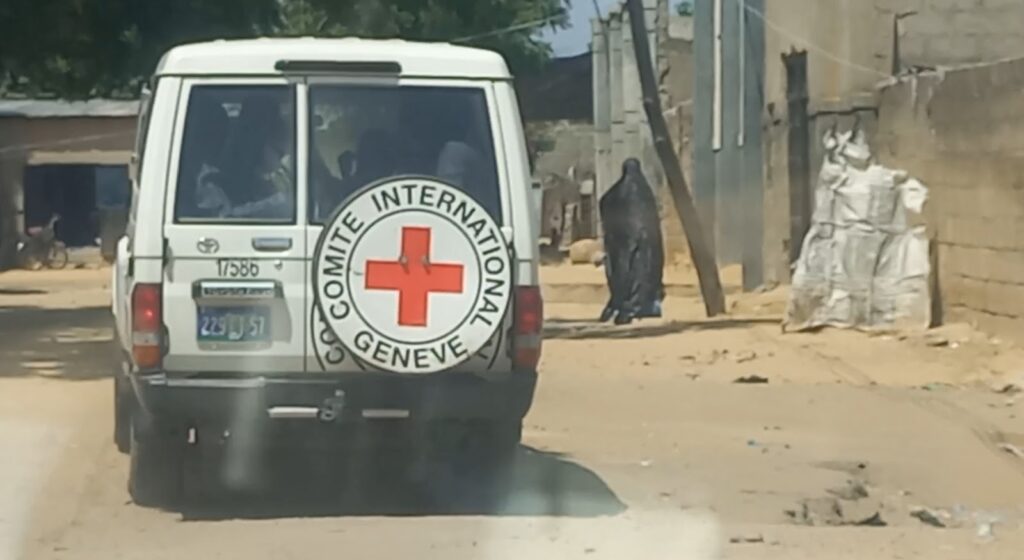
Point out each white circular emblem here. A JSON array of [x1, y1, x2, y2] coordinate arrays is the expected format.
[[313, 177, 512, 374]]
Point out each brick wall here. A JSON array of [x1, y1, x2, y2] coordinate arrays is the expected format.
[[874, 58, 1024, 342]]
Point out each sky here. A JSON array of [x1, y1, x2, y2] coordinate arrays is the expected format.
[[540, 0, 616, 57], [542, 0, 691, 57]]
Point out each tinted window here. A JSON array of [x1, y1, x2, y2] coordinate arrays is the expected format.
[[130, 85, 152, 185], [174, 85, 296, 223], [308, 85, 501, 223]]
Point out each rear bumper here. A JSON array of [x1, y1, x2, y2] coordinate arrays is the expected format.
[[132, 370, 537, 429]]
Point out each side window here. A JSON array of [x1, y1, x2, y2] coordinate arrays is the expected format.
[[308, 85, 501, 223], [174, 84, 296, 224], [126, 85, 152, 242], [130, 85, 152, 185]]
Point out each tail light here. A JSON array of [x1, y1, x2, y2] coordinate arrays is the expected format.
[[512, 286, 543, 370], [131, 283, 163, 369]]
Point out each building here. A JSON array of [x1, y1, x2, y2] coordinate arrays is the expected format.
[[684, 0, 1024, 289], [0, 99, 138, 268]]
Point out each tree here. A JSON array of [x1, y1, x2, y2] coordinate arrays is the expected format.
[[0, 0, 569, 98], [676, 0, 694, 16], [279, 0, 569, 74]]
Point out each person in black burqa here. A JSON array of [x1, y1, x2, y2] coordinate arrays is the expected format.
[[599, 158, 666, 325]]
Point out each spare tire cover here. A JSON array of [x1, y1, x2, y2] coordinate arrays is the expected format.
[[313, 176, 512, 374]]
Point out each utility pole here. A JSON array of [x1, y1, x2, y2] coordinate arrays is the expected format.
[[624, 0, 726, 316]]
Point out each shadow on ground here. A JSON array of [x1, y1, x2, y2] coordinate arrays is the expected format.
[[0, 305, 113, 380], [543, 317, 778, 340], [0, 287, 47, 295], [177, 446, 625, 521]]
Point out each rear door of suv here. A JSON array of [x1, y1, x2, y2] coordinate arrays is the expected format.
[[162, 79, 308, 374], [303, 77, 513, 375]]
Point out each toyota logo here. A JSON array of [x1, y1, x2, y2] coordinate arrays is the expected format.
[[197, 237, 220, 254]]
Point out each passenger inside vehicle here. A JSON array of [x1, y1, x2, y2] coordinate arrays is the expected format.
[[307, 86, 500, 221], [183, 87, 296, 221]]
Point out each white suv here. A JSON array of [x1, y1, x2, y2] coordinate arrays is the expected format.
[[111, 38, 543, 506]]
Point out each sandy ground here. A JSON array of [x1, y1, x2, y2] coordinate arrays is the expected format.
[[3, 266, 1024, 559]]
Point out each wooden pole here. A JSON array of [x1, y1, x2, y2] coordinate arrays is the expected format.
[[624, 0, 726, 316]]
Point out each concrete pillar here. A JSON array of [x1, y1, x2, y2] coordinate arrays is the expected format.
[[714, 0, 742, 265], [740, 0, 766, 290], [608, 12, 625, 186], [640, 0, 666, 196], [592, 18, 612, 236], [621, 7, 644, 164], [692, 0, 718, 253]]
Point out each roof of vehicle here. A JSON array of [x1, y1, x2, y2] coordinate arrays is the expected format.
[[155, 38, 511, 80]]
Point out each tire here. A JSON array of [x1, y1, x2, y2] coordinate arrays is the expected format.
[[46, 243, 69, 270], [113, 375, 131, 454], [128, 415, 183, 508]]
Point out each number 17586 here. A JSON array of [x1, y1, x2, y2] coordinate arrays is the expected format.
[[217, 259, 260, 278]]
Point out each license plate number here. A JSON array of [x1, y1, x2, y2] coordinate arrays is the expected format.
[[217, 259, 261, 278], [197, 306, 271, 342]]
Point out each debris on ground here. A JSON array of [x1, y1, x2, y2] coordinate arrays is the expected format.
[[855, 512, 887, 527], [997, 442, 1024, 459], [708, 349, 729, 364], [994, 383, 1022, 395], [728, 535, 765, 544], [734, 374, 769, 384], [910, 506, 950, 528], [992, 374, 1024, 395], [733, 350, 758, 364], [787, 497, 844, 526], [827, 480, 870, 501], [787, 497, 887, 528], [919, 383, 952, 391]]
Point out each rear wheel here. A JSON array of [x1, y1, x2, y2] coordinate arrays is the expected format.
[[128, 415, 183, 508], [46, 242, 69, 270]]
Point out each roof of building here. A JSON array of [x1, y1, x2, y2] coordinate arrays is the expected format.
[[0, 99, 139, 118], [156, 38, 511, 80], [515, 53, 592, 122]]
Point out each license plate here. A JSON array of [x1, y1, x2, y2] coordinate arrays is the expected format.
[[197, 306, 271, 342]]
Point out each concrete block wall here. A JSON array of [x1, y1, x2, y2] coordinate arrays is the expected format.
[[874, 58, 1024, 342], [761, 0, 891, 111], [886, 0, 1024, 68]]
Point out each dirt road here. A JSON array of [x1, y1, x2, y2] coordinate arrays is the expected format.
[[3, 267, 1024, 559]]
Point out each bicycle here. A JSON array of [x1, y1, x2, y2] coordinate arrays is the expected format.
[[16, 215, 69, 270]]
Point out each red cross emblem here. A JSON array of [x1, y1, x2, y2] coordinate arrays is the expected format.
[[365, 226, 465, 327]]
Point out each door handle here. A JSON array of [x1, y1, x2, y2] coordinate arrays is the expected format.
[[252, 237, 293, 252]]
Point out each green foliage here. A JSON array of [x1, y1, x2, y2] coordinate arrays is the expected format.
[[0, 0, 568, 98], [676, 0, 694, 16]]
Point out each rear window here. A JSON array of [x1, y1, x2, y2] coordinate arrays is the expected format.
[[308, 85, 501, 223], [174, 85, 296, 223]]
